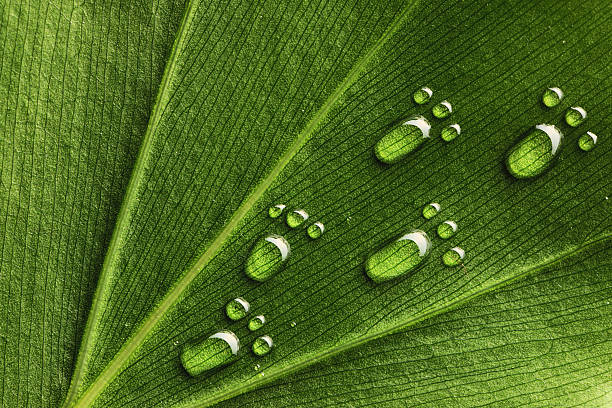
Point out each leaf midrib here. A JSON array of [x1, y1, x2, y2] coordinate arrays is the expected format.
[[192, 233, 612, 408], [66, 1, 422, 406]]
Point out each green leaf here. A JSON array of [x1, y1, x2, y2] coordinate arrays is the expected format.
[[0, 1, 185, 406], [2, 0, 611, 407], [220, 239, 612, 407]]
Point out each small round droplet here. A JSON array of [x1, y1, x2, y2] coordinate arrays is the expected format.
[[254, 364, 261, 371], [181, 331, 239, 376], [290, 321, 297, 328], [374, 116, 431, 164], [506, 124, 563, 179], [578, 131, 597, 151], [307, 222, 325, 239], [413, 87, 433, 104], [443, 247, 465, 266], [441, 124, 461, 142], [226, 297, 250, 321], [268, 204, 286, 218], [365, 230, 432, 283], [252, 335, 273, 356], [542, 87, 564, 107], [248, 315, 266, 331], [422, 203, 441, 219], [565, 107, 587, 127], [286, 209, 309, 228], [437, 221, 458, 239], [245, 234, 291, 282], [432, 100, 452, 119]]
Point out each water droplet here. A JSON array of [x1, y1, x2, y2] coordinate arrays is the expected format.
[[290, 321, 297, 328], [542, 87, 563, 107], [260, 372, 265, 377], [422, 203, 441, 219], [245, 234, 291, 282], [437, 221, 458, 239], [565, 107, 587, 127], [225, 297, 250, 321], [268, 204, 286, 218], [374, 116, 431, 164], [443, 247, 465, 266], [254, 364, 260, 371], [286, 209, 309, 228], [413, 87, 433, 104], [578, 131, 597, 151], [181, 331, 239, 376], [252, 335, 273, 356], [432, 100, 452, 119], [248, 315, 266, 331], [307, 222, 325, 239], [441, 124, 461, 142], [506, 124, 563, 179], [365, 230, 432, 283]]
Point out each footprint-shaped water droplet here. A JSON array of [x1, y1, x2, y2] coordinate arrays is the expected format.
[[245, 235, 291, 282], [374, 116, 431, 164], [365, 230, 432, 283], [506, 124, 563, 179], [181, 331, 239, 376]]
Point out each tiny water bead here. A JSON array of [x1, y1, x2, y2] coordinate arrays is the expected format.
[[437, 221, 458, 239], [254, 364, 261, 371], [578, 131, 597, 151], [268, 204, 286, 218], [286, 209, 309, 228], [422, 202, 441, 219], [365, 230, 432, 283], [181, 331, 239, 376], [307, 222, 325, 239], [245, 234, 291, 282], [374, 116, 431, 164], [441, 124, 461, 142], [248, 315, 266, 331], [506, 124, 563, 179], [443, 247, 465, 266], [542, 87, 564, 107], [225, 297, 250, 321], [413, 87, 433, 104], [290, 321, 297, 328], [432, 100, 452, 119], [252, 335, 273, 356], [565, 107, 587, 127]]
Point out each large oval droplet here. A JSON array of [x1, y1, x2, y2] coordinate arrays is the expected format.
[[245, 234, 290, 282], [181, 331, 239, 376], [506, 124, 563, 179], [365, 230, 431, 283], [374, 116, 431, 164]]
